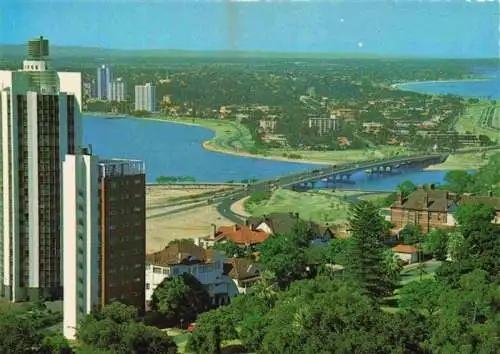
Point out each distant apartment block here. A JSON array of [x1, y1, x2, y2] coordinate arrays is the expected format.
[[259, 117, 278, 133], [135, 83, 156, 112], [96, 64, 112, 100], [63, 151, 146, 339], [108, 78, 126, 102], [308, 115, 341, 135], [0, 36, 82, 302]]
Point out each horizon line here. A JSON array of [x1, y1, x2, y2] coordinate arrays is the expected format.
[[0, 43, 499, 61]]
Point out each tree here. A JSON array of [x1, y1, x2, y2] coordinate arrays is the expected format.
[[345, 201, 394, 299], [398, 278, 445, 317], [397, 180, 417, 197], [453, 201, 495, 234], [212, 240, 245, 258], [186, 307, 238, 354], [442, 170, 472, 194], [258, 233, 308, 288], [77, 302, 177, 354], [424, 229, 449, 260], [401, 224, 423, 246], [150, 272, 211, 325]]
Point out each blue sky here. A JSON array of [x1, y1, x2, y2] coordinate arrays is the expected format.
[[1, 0, 498, 58]]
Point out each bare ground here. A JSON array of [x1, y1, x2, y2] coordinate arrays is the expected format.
[[230, 196, 251, 217], [146, 186, 233, 253]]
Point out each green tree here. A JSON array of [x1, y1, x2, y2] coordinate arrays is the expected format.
[[259, 232, 308, 288], [186, 307, 238, 354], [397, 180, 417, 197], [212, 240, 245, 258], [150, 272, 211, 325], [77, 302, 177, 353], [345, 201, 394, 299], [454, 201, 495, 234], [424, 229, 449, 260], [398, 278, 445, 317], [401, 224, 423, 246], [442, 170, 472, 194]]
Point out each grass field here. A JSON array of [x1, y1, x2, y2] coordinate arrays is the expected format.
[[249, 188, 351, 224], [454, 101, 499, 142], [427, 149, 500, 170]]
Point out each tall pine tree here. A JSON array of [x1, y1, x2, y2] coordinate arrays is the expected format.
[[345, 201, 394, 299]]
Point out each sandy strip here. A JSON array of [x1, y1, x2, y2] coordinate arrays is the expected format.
[[230, 196, 251, 217]]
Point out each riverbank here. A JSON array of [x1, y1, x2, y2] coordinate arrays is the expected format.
[[391, 77, 492, 91], [110, 115, 408, 166], [425, 149, 499, 171]]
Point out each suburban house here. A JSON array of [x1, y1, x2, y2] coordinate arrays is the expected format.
[[392, 244, 419, 264], [390, 187, 500, 234], [214, 224, 271, 247], [223, 258, 261, 296], [248, 212, 335, 242], [145, 242, 229, 307]]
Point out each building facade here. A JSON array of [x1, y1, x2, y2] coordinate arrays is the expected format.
[[134, 83, 156, 112], [62, 152, 146, 339], [145, 242, 228, 306], [108, 78, 126, 102], [308, 115, 340, 135], [96, 65, 112, 100], [0, 36, 82, 302]]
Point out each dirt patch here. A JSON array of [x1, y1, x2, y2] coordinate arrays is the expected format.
[[230, 196, 251, 217]]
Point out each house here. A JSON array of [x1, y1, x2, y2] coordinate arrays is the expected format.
[[214, 224, 270, 246], [392, 244, 419, 264], [248, 212, 335, 243], [145, 242, 229, 307], [223, 258, 261, 296], [390, 186, 500, 234], [308, 115, 341, 136], [362, 122, 384, 133], [259, 117, 278, 134]]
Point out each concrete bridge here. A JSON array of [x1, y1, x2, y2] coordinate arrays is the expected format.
[[146, 182, 246, 190]]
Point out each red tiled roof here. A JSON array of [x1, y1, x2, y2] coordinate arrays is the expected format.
[[392, 244, 418, 254], [216, 225, 270, 245]]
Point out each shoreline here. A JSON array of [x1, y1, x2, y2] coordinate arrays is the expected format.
[[84, 113, 330, 166], [391, 77, 493, 90]]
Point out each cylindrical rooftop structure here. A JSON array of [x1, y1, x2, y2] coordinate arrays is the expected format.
[[28, 36, 49, 59]]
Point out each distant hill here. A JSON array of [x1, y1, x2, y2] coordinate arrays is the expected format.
[[0, 44, 394, 60]]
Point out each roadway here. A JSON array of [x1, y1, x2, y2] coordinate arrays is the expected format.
[[213, 153, 448, 223]]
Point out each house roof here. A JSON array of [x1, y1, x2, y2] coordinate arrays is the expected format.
[[216, 225, 270, 245], [146, 242, 217, 266], [392, 244, 418, 254], [391, 189, 456, 212], [392, 188, 500, 213], [248, 212, 301, 235], [223, 258, 260, 281]]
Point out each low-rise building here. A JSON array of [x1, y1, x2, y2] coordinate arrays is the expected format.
[[308, 115, 341, 135], [362, 122, 384, 133], [215, 225, 270, 247], [223, 258, 261, 296], [392, 244, 418, 264], [390, 187, 500, 233], [259, 117, 278, 133], [145, 242, 229, 306]]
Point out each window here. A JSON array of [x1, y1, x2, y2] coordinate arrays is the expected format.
[[146, 283, 150, 290], [153, 267, 162, 274]]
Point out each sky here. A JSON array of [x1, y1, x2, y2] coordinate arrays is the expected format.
[[1, 0, 498, 58]]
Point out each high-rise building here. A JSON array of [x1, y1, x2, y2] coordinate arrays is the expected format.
[[308, 115, 341, 136], [0, 36, 82, 301], [63, 151, 146, 339], [134, 83, 156, 112], [108, 78, 126, 102], [96, 65, 112, 100]]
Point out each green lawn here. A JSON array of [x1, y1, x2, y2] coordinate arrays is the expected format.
[[454, 101, 499, 142], [431, 149, 499, 170], [249, 188, 350, 224]]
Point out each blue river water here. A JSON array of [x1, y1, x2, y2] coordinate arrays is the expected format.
[[82, 74, 498, 189]]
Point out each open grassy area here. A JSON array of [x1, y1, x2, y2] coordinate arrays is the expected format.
[[454, 100, 499, 142], [249, 188, 350, 224], [427, 149, 499, 170]]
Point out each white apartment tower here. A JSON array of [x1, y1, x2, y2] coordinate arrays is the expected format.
[[135, 83, 156, 112], [0, 36, 82, 301], [108, 77, 126, 102], [62, 150, 100, 339]]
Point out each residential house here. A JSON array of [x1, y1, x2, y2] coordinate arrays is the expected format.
[[259, 117, 278, 134], [214, 224, 270, 247], [362, 122, 384, 133], [145, 242, 229, 307], [390, 187, 500, 234], [223, 258, 261, 296], [392, 244, 418, 264]]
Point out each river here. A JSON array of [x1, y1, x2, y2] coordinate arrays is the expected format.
[[82, 75, 498, 189]]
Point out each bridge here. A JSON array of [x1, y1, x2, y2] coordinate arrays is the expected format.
[[214, 153, 448, 223]]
